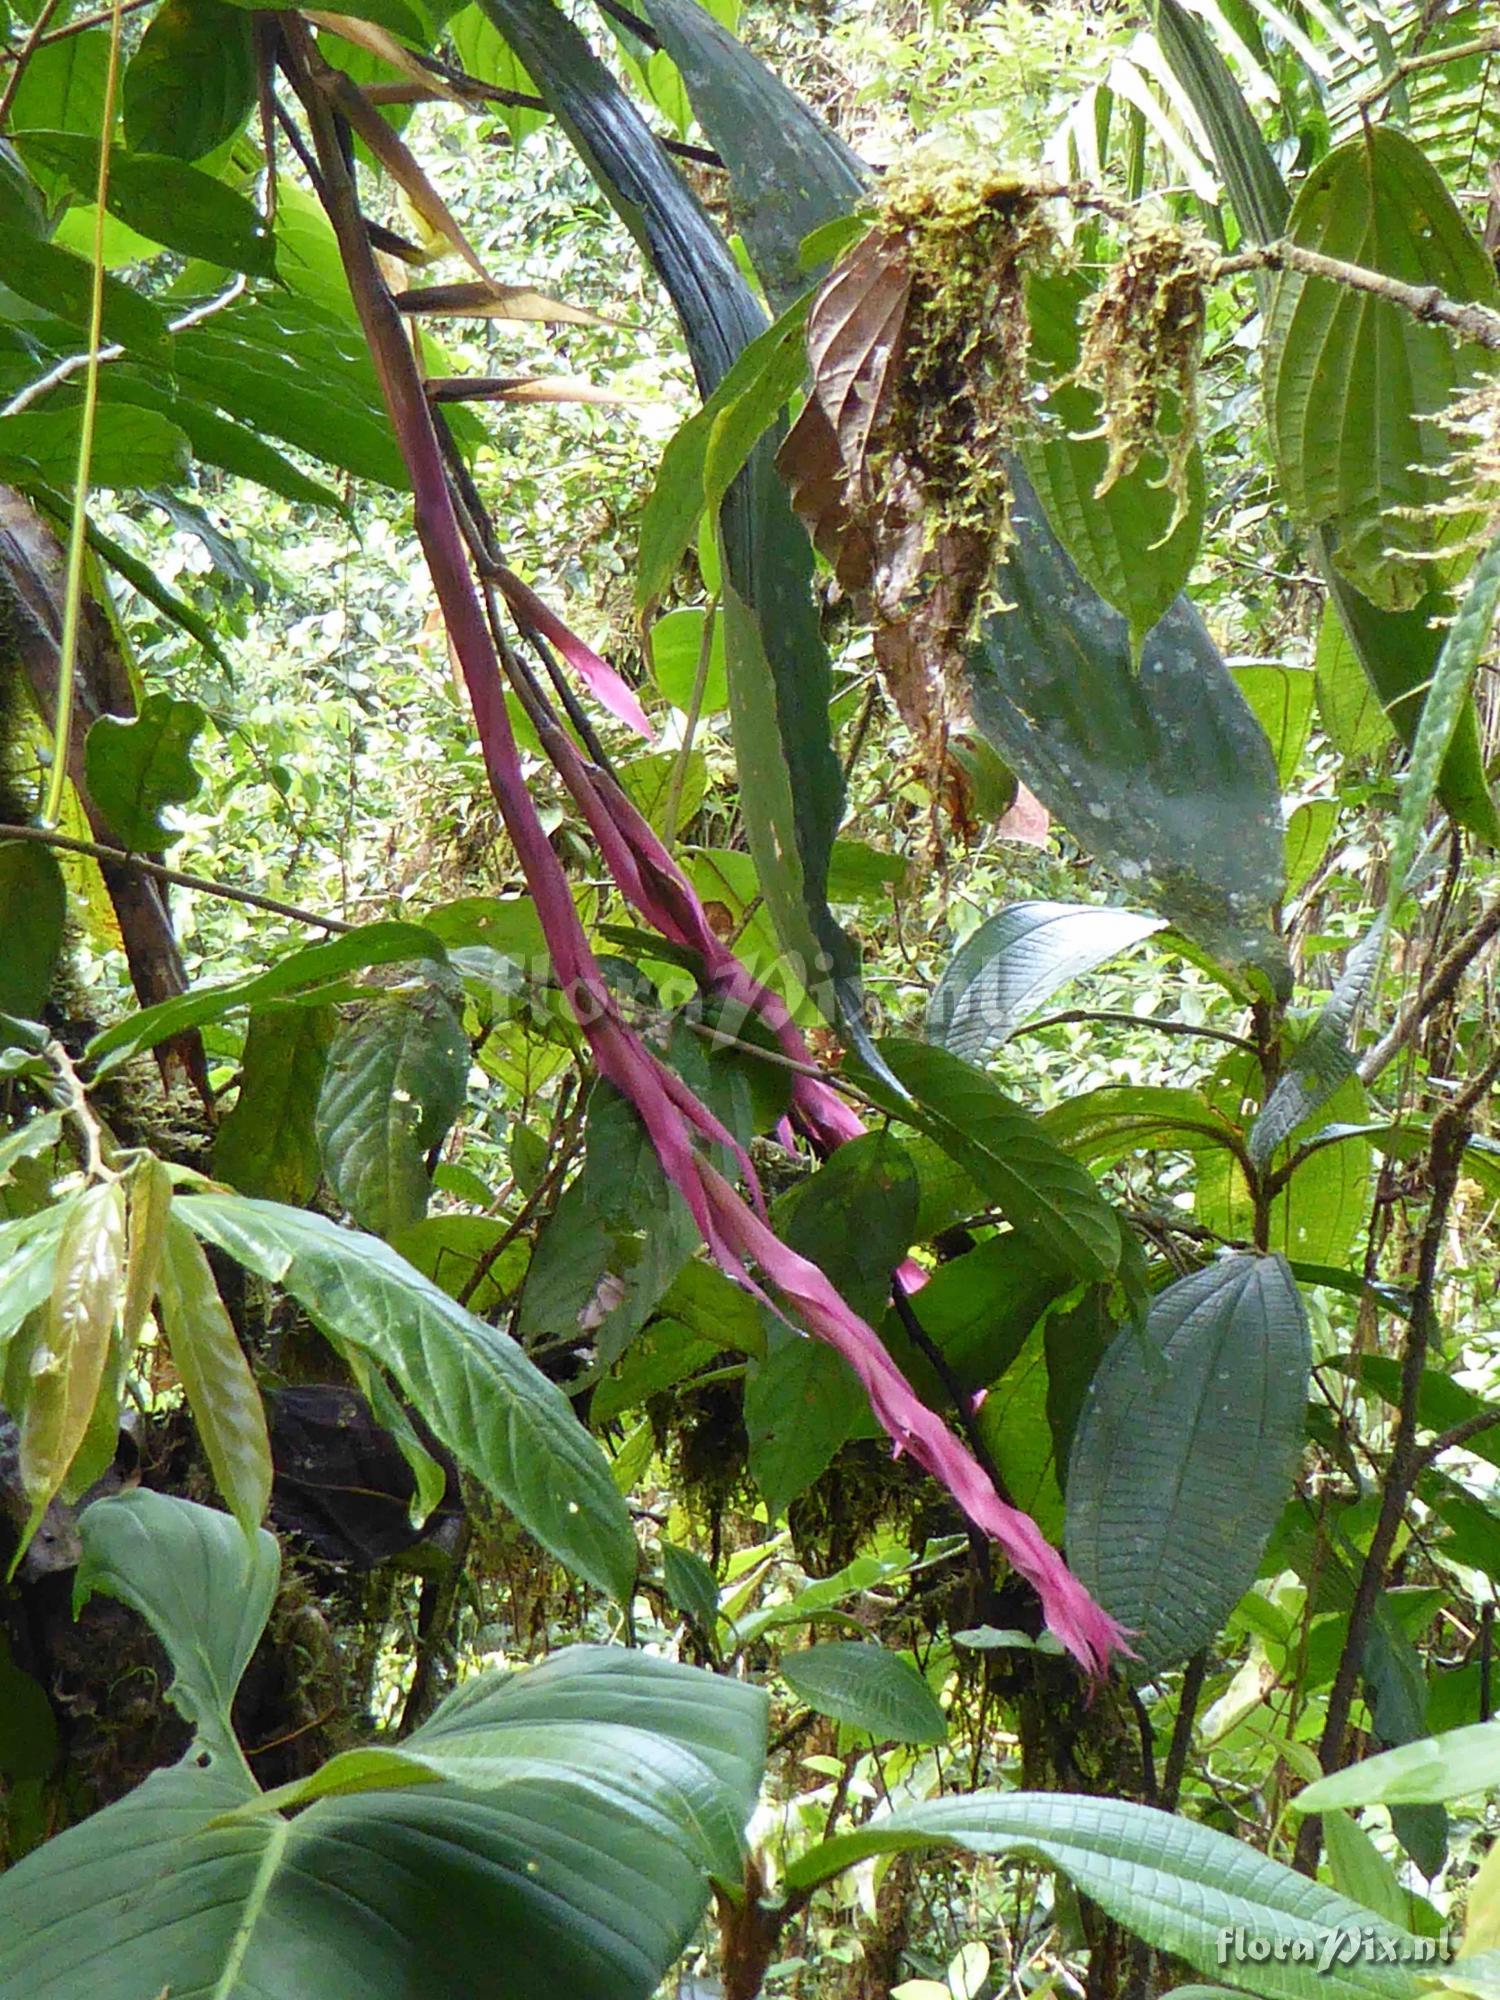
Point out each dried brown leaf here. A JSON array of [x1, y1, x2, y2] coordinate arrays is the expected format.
[[395, 279, 609, 327]]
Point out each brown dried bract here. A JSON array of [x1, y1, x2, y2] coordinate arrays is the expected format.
[[778, 158, 1052, 814]]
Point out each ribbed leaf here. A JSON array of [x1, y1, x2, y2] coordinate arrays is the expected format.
[[316, 990, 470, 1238], [179, 1193, 638, 1601], [928, 901, 1165, 1064], [1066, 1254, 1310, 1673], [967, 469, 1289, 992], [780, 1641, 947, 1746], [786, 1790, 1426, 2000], [863, 1039, 1123, 1280], [1249, 918, 1386, 1167], [1263, 127, 1499, 611], [1020, 265, 1203, 650], [1153, 0, 1289, 244], [0, 1493, 764, 2000], [1386, 531, 1500, 905]]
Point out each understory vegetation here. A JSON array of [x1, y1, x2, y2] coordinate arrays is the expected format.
[[1, 0, 1500, 1995]]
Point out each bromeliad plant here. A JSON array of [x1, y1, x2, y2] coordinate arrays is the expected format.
[[2, 0, 1500, 1992]]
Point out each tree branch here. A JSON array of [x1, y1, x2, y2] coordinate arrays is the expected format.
[[1216, 239, 1500, 351]]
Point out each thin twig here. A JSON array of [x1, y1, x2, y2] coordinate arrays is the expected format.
[[1160, 1650, 1208, 1812], [1355, 29, 1500, 114], [1012, 1007, 1256, 1054], [1360, 894, 1500, 1084], [1216, 239, 1500, 351], [0, 820, 352, 932], [0, 0, 150, 64], [2, 279, 247, 419]]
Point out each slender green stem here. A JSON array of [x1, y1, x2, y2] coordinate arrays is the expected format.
[[42, 0, 124, 830]]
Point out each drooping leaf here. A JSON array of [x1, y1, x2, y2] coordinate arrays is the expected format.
[[1263, 127, 1499, 610], [13, 132, 275, 277], [786, 1790, 1425, 2000], [0, 404, 190, 493], [0, 1491, 764, 2000], [120, 1155, 172, 1352], [155, 1212, 273, 1538], [927, 901, 1165, 1065], [1249, 918, 1386, 1167], [1041, 1084, 1247, 1171], [1313, 596, 1391, 759], [477, 0, 856, 1015], [777, 1129, 917, 1322], [966, 469, 1289, 993], [859, 1038, 1124, 1281], [86, 921, 446, 1069], [179, 1193, 638, 1600], [1232, 665, 1314, 789], [0, 1205, 71, 1364], [82, 691, 205, 851], [1065, 1254, 1310, 1673], [641, 0, 866, 312], [745, 1331, 866, 1519], [0, 842, 66, 1019], [122, 0, 257, 160], [1020, 265, 1203, 651], [18, 1181, 127, 1526], [881, 1232, 1069, 1401], [316, 990, 471, 1237], [212, 1003, 335, 1205], [0, 231, 171, 360], [1153, 0, 1289, 246], [780, 1641, 947, 1747], [1386, 532, 1500, 905]]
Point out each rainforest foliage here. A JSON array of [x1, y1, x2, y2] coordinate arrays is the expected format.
[[0, 0, 1499, 1994]]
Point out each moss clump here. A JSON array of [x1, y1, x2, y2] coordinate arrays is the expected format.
[[1072, 219, 1212, 531], [874, 154, 1053, 581]]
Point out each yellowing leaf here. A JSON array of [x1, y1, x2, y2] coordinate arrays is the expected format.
[[121, 1155, 173, 1349], [19, 1183, 127, 1521], [155, 1211, 271, 1537]]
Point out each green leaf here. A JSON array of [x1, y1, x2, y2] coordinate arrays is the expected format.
[[745, 1330, 865, 1517], [862, 1039, 1124, 1281], [777, 1129, 917, 1322], [316, 990, 470, 1238], [786, 1790, 1426, 2000], [927, 901, 1165, 1065], [449, 3, 546, 143], [1066, 1254, 1310, 1674], [179, 1193, 638, 1600], [1313, 597, 1391, 759], [0, 842, 66, 1019], [1153, 0, 1289, 246], [0, 230, 171, 360], [0, 1492, 764, 2000], [122, 0, 257, 160], [1387, 532, 1500, 906], [18, 1181, 126, 1526], [0, 1204, 71, 1367], [661, 1542, 720, 1629], [0, 403, 189, 492], [4, 30, 111, 139], [155, 1212, 273, 1538], [649, 605, 728, 712], [641, 0, 865, 314], [1285, 800, 1337, 899], [969, 469, 1289, 993], [13, 132, 274, 277], [1249, 919, 1386, 1167], [881, 1233, 1069, 1400], [1263, 128, 1500, 610], [1020, 265, 1203, 650], [1199, 1059, 1372, 1266], [1297, 1721, 1500, 1812], [97, 369, 347, 512], [212, 1003, 335, 1205], [1232, 665, 1314, 789], [74, 1487, 277, 1761], [780, 1641, 947, 1746], [82, 691, 205, 851], [172, 291, 407, 489], [1041, 1084, 1247, 1170], [1325, 575, 1499, 846], [85, 920, 447, 1069]]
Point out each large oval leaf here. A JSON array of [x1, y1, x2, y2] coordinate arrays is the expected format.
[[780, 1641, 947, 1746], [316, 989, 470, 1237], [0, 1492, 765, 2000], [928, 901, 1165, 1064], [179, 1193, 638, 1601], [122, 0, 257, 160], [1263, 127, 1499, 610], [967, 469, 1288, 993], [0, 841, 66, 1019], [1066, 1254, 1310, 1672], [786, 1790, 1425, 2000]]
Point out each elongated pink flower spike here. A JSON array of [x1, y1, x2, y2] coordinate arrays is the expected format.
[[294, 62, 1126, 1679]]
